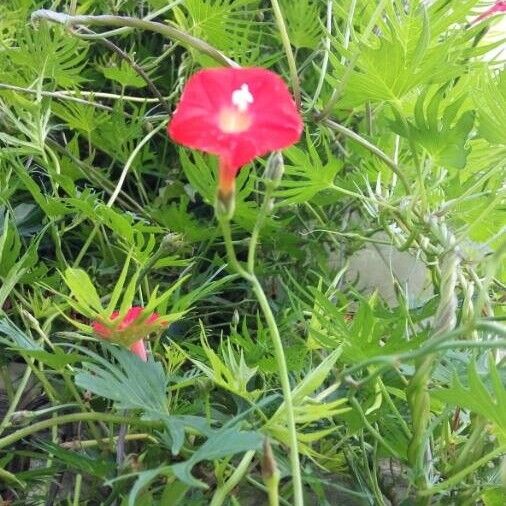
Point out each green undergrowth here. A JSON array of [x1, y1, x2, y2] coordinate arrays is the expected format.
[[0, 0, 505, 505]]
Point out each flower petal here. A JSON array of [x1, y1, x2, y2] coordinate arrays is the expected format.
[[130, 339, 148, 362], [168, 67, 302, 169]]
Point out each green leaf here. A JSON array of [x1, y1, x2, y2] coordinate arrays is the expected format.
[[0, 318, 40, 350], [280, 0, 321, 49], [0, 222, 46, 307], [75, 345, 168, 414], [0, 466, 25, 487], [190, 325, 261, 401], [278, 139, 342, 205], [482, 487, 506, 506], [63, 267, 103, 315], [159, 479, 189, 505], [328, 4, 464, 107], [126, 467, 172, 506], [8, 25, 88, 87], [106, 253, 133, 314], [390, 89, 475, 170], [12, 162, 69, 216], [52, 101, 109, 136], [432, 355, 506, 441], [100, 60, 147, 89], [35, 441, 113, 478], [172, 0, 263, 65], [179, 150, 217, 203], [171, 427, 262, 488], [21, 347, 83, 370], [474, 69, 506, 145], [291, 346, 342, 404]]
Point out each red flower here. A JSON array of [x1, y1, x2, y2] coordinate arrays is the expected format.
[[167, 68, 302, 199], [91, 306, 168, 361], [472, 1, 506, 24]]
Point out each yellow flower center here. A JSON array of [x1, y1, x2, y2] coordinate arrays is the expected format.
[[218, 107, 252, 133], [217, 83, 254, 134]]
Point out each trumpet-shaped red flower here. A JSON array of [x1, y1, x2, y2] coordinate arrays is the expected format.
[[167, 68, 302, 199], [91, 306, 168, 361], [472, 1, 506, 24]]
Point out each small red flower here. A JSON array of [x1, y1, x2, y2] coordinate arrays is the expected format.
[[91, 306, 168, 361], [168, 68, 302, 199], [472, 1, 506, 24]]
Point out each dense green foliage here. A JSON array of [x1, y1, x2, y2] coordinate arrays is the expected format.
[[0, 0, 505, 504]]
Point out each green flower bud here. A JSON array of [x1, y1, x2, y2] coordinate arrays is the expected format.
[[264, 152, 284, 188]]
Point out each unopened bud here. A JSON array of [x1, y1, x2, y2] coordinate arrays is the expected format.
[[262, 439, 280, 505], [264, 152, 284, 188], [160, 233, 184, 253], [262, 438, 279, 481], [10, 410, 32, 426], [232, 309, 240, 329]]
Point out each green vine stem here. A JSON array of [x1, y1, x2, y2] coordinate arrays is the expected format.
[[217, 167, 304, 505], [0, 365, 32, 436], [407, 245, 460, 502], [0, 412, 161, 451], [419, 444, 506, 497], [270, 0, 301, 107], [30, 10, 238, 68], [450, 416, 487, 474], [324, 118, 410, 192], [210, 450, 256, 506]]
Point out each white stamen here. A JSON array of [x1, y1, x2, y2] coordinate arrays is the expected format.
[[231, 83, 254, 113]]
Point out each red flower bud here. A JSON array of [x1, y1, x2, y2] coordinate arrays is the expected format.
[[91, 306, 168, 361], [471, 1, 506, 24]]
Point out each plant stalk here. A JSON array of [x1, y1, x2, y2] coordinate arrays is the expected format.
[[270, 0, 301, 107], [407, 249, 459, 503], [218, 216, 304, 506], [31, 10, 238, 68], [0, 412, 161, 451], [210, 450, 256, 506]]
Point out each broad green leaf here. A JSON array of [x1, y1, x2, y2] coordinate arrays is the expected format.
[[126, 467, 172, 506], [171, 427, 262, 488], [159, 479, 189, 506], [482, 487, 506, 506], [75, 345, 168, 414], [21, 347, 83, 369]]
